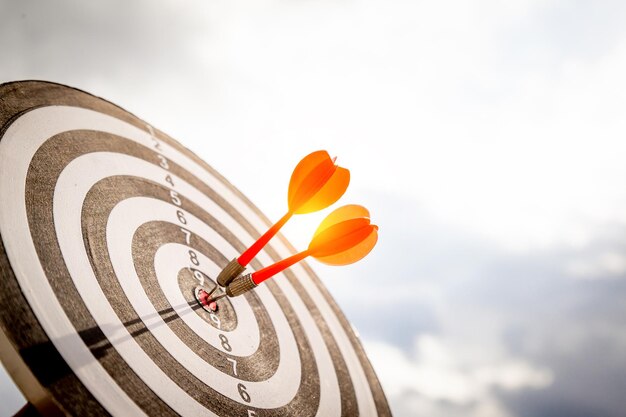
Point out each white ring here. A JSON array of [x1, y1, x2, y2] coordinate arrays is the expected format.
[[0, 106, 365, 415]]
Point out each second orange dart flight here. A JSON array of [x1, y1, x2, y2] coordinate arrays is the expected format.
[[217, 150, 350, 286]]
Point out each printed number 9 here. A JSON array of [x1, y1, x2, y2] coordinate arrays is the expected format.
[[209, 313, 221, 329]]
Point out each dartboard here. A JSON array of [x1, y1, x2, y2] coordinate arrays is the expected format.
[[0, 81, 391, 417]]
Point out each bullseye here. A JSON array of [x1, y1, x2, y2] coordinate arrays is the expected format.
[[195, 287, 218, 313]]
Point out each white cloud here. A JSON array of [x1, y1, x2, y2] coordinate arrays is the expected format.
[[6, 0, 626, 254], [566, 251, 626, 279], [365, 334, 552, 416], [149, 0, 626, 254]]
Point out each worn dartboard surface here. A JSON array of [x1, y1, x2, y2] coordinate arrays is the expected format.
[[0, 81, 391, 417]]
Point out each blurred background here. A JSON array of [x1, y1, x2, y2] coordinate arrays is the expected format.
[[2, 1, 626, 416]]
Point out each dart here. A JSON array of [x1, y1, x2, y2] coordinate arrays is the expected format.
[[217, 150, 350, 286], [225, 205, 378, 297]]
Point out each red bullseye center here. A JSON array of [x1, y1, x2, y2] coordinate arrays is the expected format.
[[196, 288, 218, 312]]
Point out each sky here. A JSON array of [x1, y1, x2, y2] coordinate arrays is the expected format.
[[2, 0, 626, 416]]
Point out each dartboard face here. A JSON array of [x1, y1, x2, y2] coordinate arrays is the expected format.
[[0, 81, 390, 416]]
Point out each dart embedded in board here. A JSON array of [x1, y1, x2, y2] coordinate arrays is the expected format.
[[216, 149, 351, 287], [225, 204, 378, 297], [211, 150, 379, 300]]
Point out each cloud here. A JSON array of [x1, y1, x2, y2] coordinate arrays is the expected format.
[[342, 190, 626, 417], [499, 320, 626, 417], [566, 251, 626, 279], [5, 0, 626, 255], [365, 335, 552, 417]]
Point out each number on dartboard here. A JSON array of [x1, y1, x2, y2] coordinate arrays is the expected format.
[[154, 127, 253, 415], [147, 125, 158, 143], [157, 154, 169, 169], [151, 122, 250, 415], [189, 249, 199, 266], [170, 190, 181, 206], [180, 227, 191, 244], [209, 312, 221, 329], [238, 383, 251, 403], [226, 357, 237, 376], [150, 135, 161, 150], [192, 269, 205, 286], [219, 334, 232, 352]]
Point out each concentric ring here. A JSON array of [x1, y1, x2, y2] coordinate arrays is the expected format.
[[0, 81, 391, 417]]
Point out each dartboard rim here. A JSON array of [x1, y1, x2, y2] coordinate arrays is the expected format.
[[0, 80, 391, 417]]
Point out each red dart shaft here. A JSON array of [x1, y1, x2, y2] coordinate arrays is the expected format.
[[251, 249, 311, 285], [238, 211, 292, 266]]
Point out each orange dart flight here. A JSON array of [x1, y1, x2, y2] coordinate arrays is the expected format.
[[225, 205, 378, 297], [217, 150, 350, 286]]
